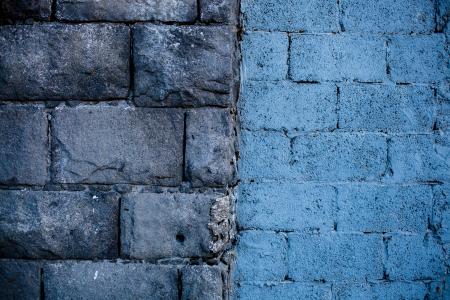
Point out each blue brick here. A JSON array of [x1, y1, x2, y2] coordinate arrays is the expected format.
[[433, 184, 450, 243], [386, 234, 445, 280], [241, 32, 288, 81], [388, 35, 448, 84], [288, 233, 384, 282], [337, 184, 432, 233], [341, 0, 435, 34], [437, 0, 450, 32], [241, 0, 338, 32], [292, 133, 387, 181], [234, 283, 331, 300], [290, 35, 386, 82], [334, 282, 427, 300], [234, 231, 287, 282], [238, 182, 336, 231], [387, 134, 450, 182], [239, 131, 290, 180], [339, 84, 435, 132], [437, 95, 450, 132], [240, 81, 337, 131]]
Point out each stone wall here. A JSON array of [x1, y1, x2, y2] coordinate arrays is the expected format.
[[0, 1, 239, 299], [234, 0, 450, 299]]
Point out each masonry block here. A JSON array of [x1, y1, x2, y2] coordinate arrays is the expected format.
[[389, 35, 448, 84], [241, 32, 288, 81], [339, 84, 435, 132], [0, 107, 48, 185], [0, 190, 119, 259], [432, 185, 450, 243], [288, 233, 384, 282], [56, 0, 197, 22], [336, 184, 432, 233], [386, 234, 445, 280], [0, 261, 41, 300], [235, 283, 331, 300], [241, 0, 338, 32], [185, 108, 236, 187], [121, 192, 232, 260], [292, 133, 387, 181], [437, 96, 450, 132], [334, 282, 427, 300], [438, 0, 450, 32], [341, 0, 435, 34], [240, 81, 337, 131], [234, 231, 287, 282], [200, 0, 237, 23], [133, 25, 234, 107], [44, 262, 178, 300], [181, 266, 223, 300], [238, 182, 335, 231], [52, 107, 183, 185], [387, 134, 449, 182], [0, 24, 129, 100], [0, 0, 52, 21], [290, 34, 386, 82], [239, 131, 290, 180]]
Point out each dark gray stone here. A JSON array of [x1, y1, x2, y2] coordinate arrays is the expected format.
[[52, 107, 184, 185], [0, 24, 129, 100], [56, 0, 197, 22], [0, 190, 119, 259], [200, 0, 237, 23], [181, 266, 223, 300], [0, 0, 51, 21], [0, 107, 48, 185], [44, 262, 178, 300], [0, 261, 41, 300], [121, 192, 232, 260], [186, 108, 236, 187], [133, 25, 234, 107]]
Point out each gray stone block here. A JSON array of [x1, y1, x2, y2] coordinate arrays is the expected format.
[[0, 107, 48, 185], [0, 0, 51, 21], [0, 261, 41, 300], [181, 266, 223, 300], [185, 108, 236, 187], [52, 107, 184, 185], [0, 190, 119, 259], [200, 0, 237, 23], [133, 25, 234, 107], [0, 24, 129, 100], [44, 262, 178, 300], [56, 0, 197, 22], [121, 192, 232, 260]]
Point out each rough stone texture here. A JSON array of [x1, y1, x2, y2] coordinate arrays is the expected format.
[[56, 0, 197, 22], [44, 262, 178, 300], [121, 192, 232, 260], [0, 261, 41, 300], [235, 283, 331, 300], [0, 24, 130, 100], [0, 0, 52, 21], [0, 107, 48, 185], [433, 184, 450, 243], [133, 25, 234, 107], [334, 282, 427, 300], [0, 190, 119, 259], [181, 266, 223, 300], [200, 0, 237, 23], [52, 107, 184, 185], [185, 108, 236, 187]]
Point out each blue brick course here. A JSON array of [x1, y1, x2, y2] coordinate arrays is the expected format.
[[334, 282, 427, 300], [235, 283, 331, 300]]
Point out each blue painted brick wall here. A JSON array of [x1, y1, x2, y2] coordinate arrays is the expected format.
[[235, 0, 450, 299]]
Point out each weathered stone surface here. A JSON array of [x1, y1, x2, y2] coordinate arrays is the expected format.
[[56, 0, 197, 22], [0, 190, 119, 259], [44, 262, 178, 300], [133, 25, 234, 107], [0, 0, 51, 21], [52, 107, 184, 185], [0, 24, 129, 100], [200, 0, 237, 23], [0, 261, 41, 300], [186, 108, 236, 187], [121, 192, 232, 260], [0, 107, 48, 185], [181, 266, 223, 300]]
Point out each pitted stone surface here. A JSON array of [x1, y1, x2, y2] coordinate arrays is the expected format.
[[0, 24, 129, 100], [0, 261, 41, 300], [0, 190, 119, 259], [200, 0, 237, 23], [133, 25, 234, 107], [181, 266, 224, 300], [0, 0, 52, 21]]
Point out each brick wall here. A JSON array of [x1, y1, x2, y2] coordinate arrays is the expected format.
[[234, 0, 449, 299], [0, 1, 238, 299]]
